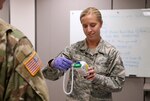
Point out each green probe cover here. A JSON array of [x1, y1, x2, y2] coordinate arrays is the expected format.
[[73, 62, 81, 68]]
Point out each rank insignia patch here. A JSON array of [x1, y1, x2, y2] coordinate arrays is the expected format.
[[24, 51, 42, 76]]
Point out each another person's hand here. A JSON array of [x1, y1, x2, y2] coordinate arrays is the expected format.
[[84, 67, 96, 80], [52, 57, 73, 71]]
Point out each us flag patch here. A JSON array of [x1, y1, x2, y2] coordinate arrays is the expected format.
[[24, 51, 42, 76]]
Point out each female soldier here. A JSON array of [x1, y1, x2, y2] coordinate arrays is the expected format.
[[43, 7, 125, 101]]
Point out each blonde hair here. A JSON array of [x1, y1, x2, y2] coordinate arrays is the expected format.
[[80, 7, 102, 22]]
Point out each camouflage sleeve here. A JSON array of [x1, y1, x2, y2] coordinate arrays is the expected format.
[[92, 51, 125, 92], [42, 59, 64, 80], [42, 46, 71, 81], [16, 39, 49, 101], [4, 29, 49, 101]]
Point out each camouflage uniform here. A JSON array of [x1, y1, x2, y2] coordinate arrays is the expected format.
[[43, 39, 125, 101], [0, 19, 49, 101]]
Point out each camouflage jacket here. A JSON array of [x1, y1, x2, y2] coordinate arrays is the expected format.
[[0, 19, 49, 101], [43, 39, 125, 101]]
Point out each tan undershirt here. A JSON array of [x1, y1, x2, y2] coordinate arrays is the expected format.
[[89, 48, 96, 54]]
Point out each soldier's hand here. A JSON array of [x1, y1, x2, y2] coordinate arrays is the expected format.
[[52, 57, 73, 71], [84, 67, 96, 80]]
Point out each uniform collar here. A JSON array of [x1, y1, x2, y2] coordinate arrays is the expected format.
[[80, 39, 88, 50], [80, 39, 104, 53], [0, 18, 12, 35]]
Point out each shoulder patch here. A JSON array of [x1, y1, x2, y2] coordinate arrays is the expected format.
[[23, 51, 42, 76]]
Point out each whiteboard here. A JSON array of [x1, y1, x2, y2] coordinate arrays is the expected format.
[[70, 9, 150, 77]]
